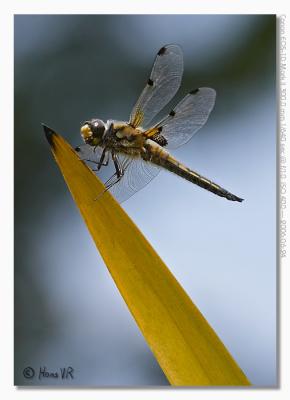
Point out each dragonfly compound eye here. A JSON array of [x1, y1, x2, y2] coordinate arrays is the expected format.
[[80, 119, 105, 146], [91, 119, 105, 139]]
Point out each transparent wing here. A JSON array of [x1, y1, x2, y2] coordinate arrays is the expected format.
[[154, 87, 216, 149], [74, 145, 160, 203], [110, 155, 160, 203], [129, 44, 183, 129], [75, 144, 104, 163]]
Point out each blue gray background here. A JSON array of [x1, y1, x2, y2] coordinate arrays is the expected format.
[[15, 15, 276, 386]]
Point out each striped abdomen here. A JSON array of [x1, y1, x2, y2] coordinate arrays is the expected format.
[[144, 142, 243, 202]]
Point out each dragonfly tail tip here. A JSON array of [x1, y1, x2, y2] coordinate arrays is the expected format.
[[226, 192, 244, 202]]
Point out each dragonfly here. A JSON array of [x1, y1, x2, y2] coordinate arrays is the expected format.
[[75, 44, 243, 203]]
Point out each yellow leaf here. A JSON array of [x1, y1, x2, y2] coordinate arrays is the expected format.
[[44, 125, 250, 386]]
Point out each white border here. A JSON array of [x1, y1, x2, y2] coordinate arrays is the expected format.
[[1, 0, 287, 14], [1, 1, 289, 399]]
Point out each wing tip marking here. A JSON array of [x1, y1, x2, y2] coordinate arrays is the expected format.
[[147, 78, 154, 86], [190, 88, 199, 95], [157, 46, 167, 56]]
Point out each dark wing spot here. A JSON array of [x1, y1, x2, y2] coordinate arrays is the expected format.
[[151, 133, 168, 147], [157, 46, 167, 56], [169, 110, 176, 117], [147, 78, 154, 86], [190, 88, 199, 95], [158, 126, 163, 132]]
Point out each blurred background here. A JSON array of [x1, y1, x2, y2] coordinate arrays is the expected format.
[[15, 15, 276, 386]]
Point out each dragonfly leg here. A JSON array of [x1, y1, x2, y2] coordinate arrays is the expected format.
[[112, 151, 124, 178], [92, 148, 109, 171], [104, 152, 124, 190], [75, 146, 109, 169], [93, 152, 124, 201]]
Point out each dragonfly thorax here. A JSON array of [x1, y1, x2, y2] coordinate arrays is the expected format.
[[80, 119, 106, 146]]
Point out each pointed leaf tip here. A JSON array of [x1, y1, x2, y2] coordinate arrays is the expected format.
[[42, 123, 56, 147]]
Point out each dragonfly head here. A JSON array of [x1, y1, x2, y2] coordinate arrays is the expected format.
[[80, 119, 105, 146]]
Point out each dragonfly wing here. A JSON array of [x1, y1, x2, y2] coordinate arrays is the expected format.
[[75, 145, 160, 203], [154, 87, 216, 149], [129, 44, 183, 129], [110, 155, 160, 203], [74, 144, 104, 162]]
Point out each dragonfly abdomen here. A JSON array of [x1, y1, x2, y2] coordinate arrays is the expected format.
[[146, 144, 243, 202]]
